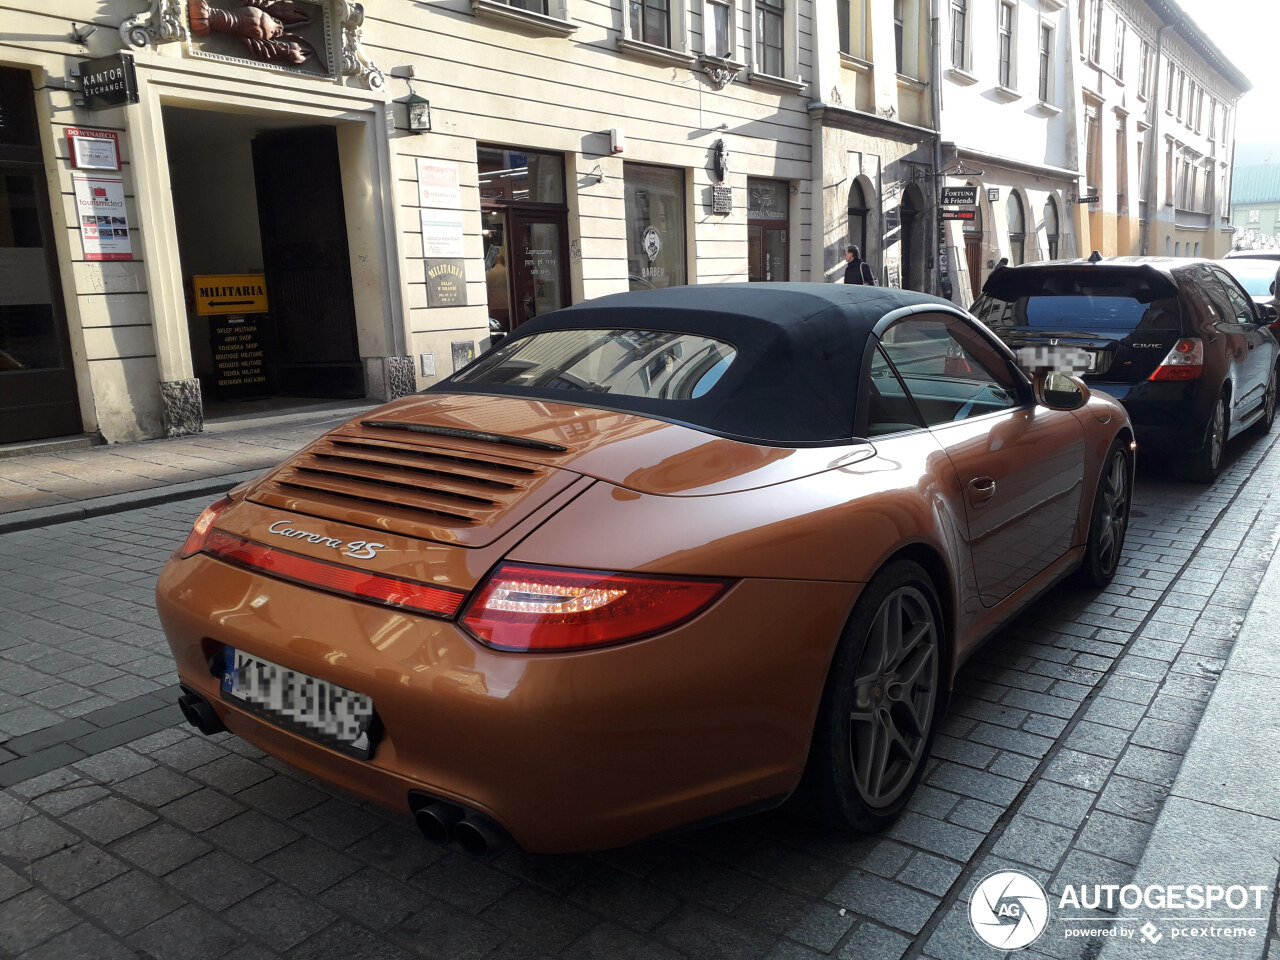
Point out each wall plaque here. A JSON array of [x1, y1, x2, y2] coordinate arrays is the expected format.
[[66, 128, 122, 170], [451, 340, 476, 372], [712, 186, 732, 214], [77, 54, 139, 110], [210, 314, 272, 400], [424, 259, 467, 307]]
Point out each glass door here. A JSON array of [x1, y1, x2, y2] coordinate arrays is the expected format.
[[511, 216, 569, 325]]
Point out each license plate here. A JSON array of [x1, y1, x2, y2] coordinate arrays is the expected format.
[[220, 647, 379, 759], [1016, 344, 1095, 374]]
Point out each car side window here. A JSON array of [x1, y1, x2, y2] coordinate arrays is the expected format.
[[1209, 268, 1258, 324], [865, 345, 925, 436], [879, 317, 1021, 427]]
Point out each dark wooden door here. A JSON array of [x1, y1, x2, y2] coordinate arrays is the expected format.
[[0, 67, 80, 444], [252, 127, 363, 398], [965, 236, 983, 302]]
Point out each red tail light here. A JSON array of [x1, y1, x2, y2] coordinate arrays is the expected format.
[[1148, 338, 1203, 381], [202, 530, 466, 618], [461, 562, 731, 652], [179, 497, 233, 558]]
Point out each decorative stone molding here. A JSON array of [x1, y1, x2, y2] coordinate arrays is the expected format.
[[386, 355, 416, 399], [698, 56, 744, 90], [119, 0, 185, 48], [160, 378, 203, 438], [339, 2, 386, 91]]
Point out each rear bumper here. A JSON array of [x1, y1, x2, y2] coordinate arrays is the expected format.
[[156, 553, 859, 853], [1086, 381, 1209, 453]]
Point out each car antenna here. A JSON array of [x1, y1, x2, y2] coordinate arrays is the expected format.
[[1088, 250, 1103, 263]]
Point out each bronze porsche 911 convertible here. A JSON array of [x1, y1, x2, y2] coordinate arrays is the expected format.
[[156, 284, 1134, 853]]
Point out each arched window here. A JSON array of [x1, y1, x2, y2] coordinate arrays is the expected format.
[[848, 179, 868, 260], [1007, 191, 1026, 264], [1043, 197, 1059, 259], [1165, 235, 1172, 256]]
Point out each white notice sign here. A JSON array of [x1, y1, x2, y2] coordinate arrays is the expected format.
[[72, 174, 132, 261], [420, 208, 466, 258], [416, 159, 462, 208]]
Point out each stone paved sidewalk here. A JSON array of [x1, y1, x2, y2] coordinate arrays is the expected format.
[[0, 400, 380, 521], [1, 424, 1279, 959]]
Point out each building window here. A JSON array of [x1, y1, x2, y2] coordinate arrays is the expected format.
[[1176, 70, 1185, 120], [1038, 22, 1052, 102], [625, 163, 686, 288], [1085, 106, 1101, 200], [1193, 242, 1199, 257], [894, 0, 905, 73], [1116, 116, 1128, 216], [950, 0, 967, 68], [1007, 191, 1026, 265], [708, 0, 732, 57], [747, 178, 789, 282], [849, 179, 869, 260], [839, 0, 868, 59], [1113, 18, 1125, 79], [1175, 241, 1181, 257], [1043, 197, 1059, 259], [1195, 89, 1204, 133], [1088, 0, 1102, 63], [1208, 98, 1217, 140], [1249, 209, 1260, 224], [1164, 140, 1173, 204], [630, 0, 670, 46], [1138, 39, 1151, 97], [1165, 63, 1175, 112], [502, 0, 549, 11], [997, 2, 1015, 88], [755, 0, 785, 75]]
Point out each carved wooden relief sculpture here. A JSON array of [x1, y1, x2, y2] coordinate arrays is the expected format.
[[188, 0, 324, 68]]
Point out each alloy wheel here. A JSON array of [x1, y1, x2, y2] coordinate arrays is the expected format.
[[1208, 399, 1225, 472], [1095, 451, 1129, 575], [1265, 373, 1277, 427], [848, 586, 939, 809]]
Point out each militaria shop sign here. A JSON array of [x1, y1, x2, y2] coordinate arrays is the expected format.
[[77, 53, 139, 110]]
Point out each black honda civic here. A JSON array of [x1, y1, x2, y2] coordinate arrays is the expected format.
[[972, 256, 1279, 482]]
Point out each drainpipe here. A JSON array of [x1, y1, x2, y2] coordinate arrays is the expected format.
[[930, 0, 946, 297], [1141, 24, 1171, 255]]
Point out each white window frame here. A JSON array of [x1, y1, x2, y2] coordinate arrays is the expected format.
[[1038, 20, 1054, 104], [747, 0, 801, 85], [1113, 17, 1126, 80], [706, 0, 735, 59], [1088, 0, 1102, 63], [996, 0, 1016, 90], [840, 0, 870, 61], [618, 0, 694, 62], [895, 0, 922, 79]]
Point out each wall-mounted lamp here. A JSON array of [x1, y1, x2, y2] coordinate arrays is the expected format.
[[398, 75, 430, 134], [69, 22, 97, 44]]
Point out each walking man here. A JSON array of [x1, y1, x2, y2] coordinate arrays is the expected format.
[[844, 245, 876, 285]]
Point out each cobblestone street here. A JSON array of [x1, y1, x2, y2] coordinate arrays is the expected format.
[[2, 428, 1280, 960]]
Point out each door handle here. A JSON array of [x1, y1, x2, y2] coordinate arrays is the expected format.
[[968, 476, 996, 506]]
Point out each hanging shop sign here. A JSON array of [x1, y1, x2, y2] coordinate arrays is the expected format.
[[66, 128, 122, 171], [424, 259, 467, 307], [72, 174, 132, 261], [421, 209, 466, 258], [940, 186, 978, 206], [941, 209, 977, 221], [417, 159, 462, 208], [192, 274, 269, 316], [1073, 195, 1101, 204], [76, 54, 139, 110], [209, 314, 272, 400]]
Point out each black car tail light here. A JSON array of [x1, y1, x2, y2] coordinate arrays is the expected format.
[[1148, 338, 1203, 381]]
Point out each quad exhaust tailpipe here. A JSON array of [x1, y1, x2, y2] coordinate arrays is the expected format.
[[178, 691, 227, 736], [409, 793, 512, 853]]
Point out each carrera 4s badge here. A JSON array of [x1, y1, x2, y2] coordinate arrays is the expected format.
[[267, 520, 385, 560]]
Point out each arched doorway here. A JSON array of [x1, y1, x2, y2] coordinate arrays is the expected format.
[[1007, 191, 1027, 264], [849, 179, 869, 261], [963, 197, 984, 301], [900, 183, 926, 291], [1043, 196, 1060, 259]]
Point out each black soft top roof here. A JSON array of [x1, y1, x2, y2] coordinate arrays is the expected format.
[[435, 283, 959, 446]]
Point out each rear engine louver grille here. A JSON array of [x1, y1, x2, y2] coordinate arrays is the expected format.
[[247, 434, 556, 542]]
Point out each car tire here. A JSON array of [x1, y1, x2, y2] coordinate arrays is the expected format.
[[1175, 393, 1226, 484], [1252, 366, 1277, 436], [1078, 439, 1132, 588], [801, 559, 943, 833]]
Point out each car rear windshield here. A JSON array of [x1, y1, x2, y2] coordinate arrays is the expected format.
[[974, 270, 1181, 335], [451, 329, 737, 401]]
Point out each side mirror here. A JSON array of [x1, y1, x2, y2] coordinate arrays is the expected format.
[[1033, 370, 1090, 411], [1260, 303, 1278, 324]]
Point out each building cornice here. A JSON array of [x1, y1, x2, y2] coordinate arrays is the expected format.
[[807, 101, 937, 141], [952, 145, 1080, 183]]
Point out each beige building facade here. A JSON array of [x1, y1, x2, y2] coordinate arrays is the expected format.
[[2, 0, 817, 445]]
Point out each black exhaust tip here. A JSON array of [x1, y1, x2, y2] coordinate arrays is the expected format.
[[178, 692, 226, 736], [414, 801, 465, 845], [455, 813, 511, 855]]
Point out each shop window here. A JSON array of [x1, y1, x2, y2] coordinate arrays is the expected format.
[[1007, 191, 1026, 265], [625, 163, 687, 289], [748, 178, 789, 282]]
